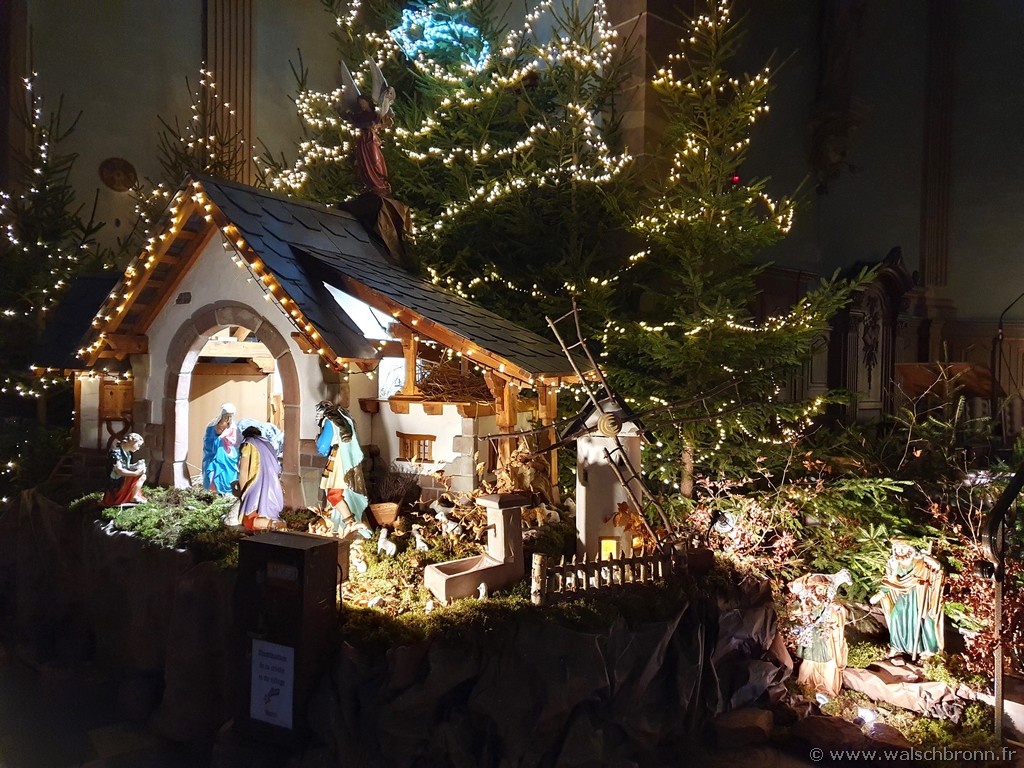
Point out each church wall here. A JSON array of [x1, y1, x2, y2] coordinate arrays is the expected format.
[[25, 0, 202, 254], [946, 1, 1024, 322], [22, 0, 338, 256]]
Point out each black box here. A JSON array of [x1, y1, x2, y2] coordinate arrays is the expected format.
[[235, 532, 338, 743]]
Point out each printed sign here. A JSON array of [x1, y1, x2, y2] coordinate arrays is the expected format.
[[250, 639, 295, 729]]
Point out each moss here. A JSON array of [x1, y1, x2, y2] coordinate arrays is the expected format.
[[190, 527, 247, 568], [846, 640, 889, 669], [804, 686, 997, 764], [340, 575, 710, 656], [922, 653, 989, 691], [281, 507, 318, 531], [100, 486, 232, 550], [89, 486, 248, 566], [67, 491, 103, 515], [818, 688, 872, 718]]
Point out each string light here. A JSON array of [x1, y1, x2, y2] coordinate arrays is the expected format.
[[260, 0, 632, 306]]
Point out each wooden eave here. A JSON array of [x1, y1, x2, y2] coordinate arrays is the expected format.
[[83, 195, 214, 365], [335, 274, 577, 387]]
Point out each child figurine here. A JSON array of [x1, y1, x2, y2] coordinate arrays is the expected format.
[[103, 432, 147, 507]]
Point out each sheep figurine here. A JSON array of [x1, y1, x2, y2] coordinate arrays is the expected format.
[[411, 525, 430, 552], [433, 507, 463, 537], [377, 527, 397, 557]]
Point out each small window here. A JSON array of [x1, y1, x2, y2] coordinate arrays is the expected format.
[[397, 432, 436, 463], [600, 537, 620, 561]]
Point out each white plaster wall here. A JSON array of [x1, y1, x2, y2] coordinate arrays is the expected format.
[[141, 234, 338, 441], [373, 404, 467, 470], [346, 371, 377, 448], [575, 415, 643, 560], [77, 376, 101, 450]]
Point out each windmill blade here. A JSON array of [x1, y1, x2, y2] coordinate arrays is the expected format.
[[545, 298, 616, 415], [602, 440, 676, 546], [336, 59, 361, 114]]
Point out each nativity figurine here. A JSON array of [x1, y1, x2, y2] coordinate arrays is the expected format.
[[102, 432, 147, 507], [203, 402, 239, 496], [315, 400, 371, 539], [230, 425, 286, 531], [788, 568, 852, 697], [337, 59, 395, 196], [870, 540, 944, 659]]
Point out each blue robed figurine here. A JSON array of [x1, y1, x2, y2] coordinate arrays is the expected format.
[[315, 400, 370, 538], [203, 402, 240, 495]]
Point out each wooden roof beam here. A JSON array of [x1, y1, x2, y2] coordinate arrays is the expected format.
[[338, 277, 544, 385]]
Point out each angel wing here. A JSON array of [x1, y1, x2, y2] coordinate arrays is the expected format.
[[367, 59, 395, 118], [336, 60, 361, 115]]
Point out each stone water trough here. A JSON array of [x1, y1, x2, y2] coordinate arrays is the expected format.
[[423, 494, 525, 602]]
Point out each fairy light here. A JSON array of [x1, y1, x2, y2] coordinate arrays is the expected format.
[[0, 71, 92, 322], [259, 0, 633, 306], [389, 5, 491, 78]]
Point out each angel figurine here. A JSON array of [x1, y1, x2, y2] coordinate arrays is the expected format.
[[338, 59, 396, 196], [788, 569, 852, 697]]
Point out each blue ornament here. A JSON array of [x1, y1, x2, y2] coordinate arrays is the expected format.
[[389, 4, 491, 74]]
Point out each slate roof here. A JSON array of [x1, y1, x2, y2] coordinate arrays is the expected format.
[[195, 175, 579, 379]]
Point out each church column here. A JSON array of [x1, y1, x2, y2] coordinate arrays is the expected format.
[[917, 0, 958, 361], [606, 0, 685, 167], [204, 0, 254, 183]]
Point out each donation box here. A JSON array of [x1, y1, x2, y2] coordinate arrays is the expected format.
[[236, 531, 338, 743]]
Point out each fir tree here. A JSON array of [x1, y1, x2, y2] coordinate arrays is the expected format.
[[0, 69, 100, 499], [601, 0, 867, 496], [0, 70, 102, 396], [261, 0, 636, 333]]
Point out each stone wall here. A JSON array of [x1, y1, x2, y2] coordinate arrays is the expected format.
[[0, 490, 790, 762], [0, 490, 238, 743]]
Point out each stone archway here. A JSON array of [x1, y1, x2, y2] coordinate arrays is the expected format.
[[159, 300, 304, 507]]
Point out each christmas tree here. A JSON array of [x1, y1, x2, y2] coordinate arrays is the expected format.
[[260, 0, 635, 332], [601, 0, 867, 495], [0, 70, 102, 499]]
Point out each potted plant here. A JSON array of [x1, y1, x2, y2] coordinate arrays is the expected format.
[[369, 463, 420, 527]]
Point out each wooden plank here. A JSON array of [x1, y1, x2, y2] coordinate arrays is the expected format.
[[131, 220, 217, 334], [102, 333, 148, 358], [199, 338, 271, 359], [340, 276, 548, 384], [456, 402, 496, 418], [192, 361, 266, 376], [537, 383, 559, 502], [86, 199, 199, 365]]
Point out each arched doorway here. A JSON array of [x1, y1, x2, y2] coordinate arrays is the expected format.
[[160, 300, 303, 507]]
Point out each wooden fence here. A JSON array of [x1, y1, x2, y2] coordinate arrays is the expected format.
[[530, 550, 682, 605]]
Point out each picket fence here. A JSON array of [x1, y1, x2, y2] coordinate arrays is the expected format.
[[529, 550, 682, 605]]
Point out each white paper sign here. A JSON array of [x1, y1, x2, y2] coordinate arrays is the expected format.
[[250, 639, 295, 729]]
